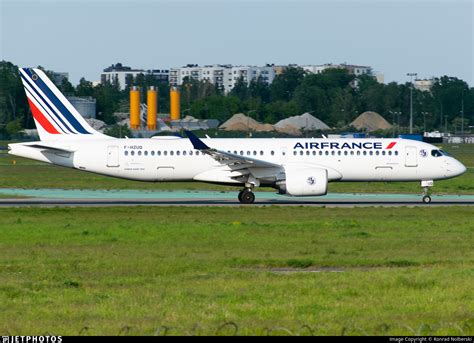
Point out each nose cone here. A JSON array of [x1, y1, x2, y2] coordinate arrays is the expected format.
[[448, 158, 467, 177]]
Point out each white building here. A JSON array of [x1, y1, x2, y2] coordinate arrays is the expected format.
[[101, 63, 169, 90], [223, 65, 275, 92], [302, 63, 373, 76], [414, 79, 434, 92], [170, 64, 275, 93]]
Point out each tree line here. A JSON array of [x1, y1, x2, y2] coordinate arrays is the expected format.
[[0, 60, 472, 138]]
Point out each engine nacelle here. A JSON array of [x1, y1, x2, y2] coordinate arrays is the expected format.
[[278, 166, 328, 196]]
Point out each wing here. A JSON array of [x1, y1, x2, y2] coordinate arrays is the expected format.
[[184, 130, 280, 169]]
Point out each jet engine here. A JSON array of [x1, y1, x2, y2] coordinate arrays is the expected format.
[[277, 166, 328, 196]]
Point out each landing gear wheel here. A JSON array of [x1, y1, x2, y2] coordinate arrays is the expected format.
[[238, 190, 244, 203], [422, 195, 432, 204], [239, 189, 255, 204]]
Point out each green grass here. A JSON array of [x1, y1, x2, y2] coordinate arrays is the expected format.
[[1, 143, 472, 194], [0, 206, 473, 335]]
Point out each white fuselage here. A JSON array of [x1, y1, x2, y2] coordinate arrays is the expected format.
[[8, 137, 466, 191]]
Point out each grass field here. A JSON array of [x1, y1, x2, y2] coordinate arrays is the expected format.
[[0, 143, 473, 195], [0, 206, 473, 335]]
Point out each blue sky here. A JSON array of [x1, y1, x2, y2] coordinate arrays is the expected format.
[[1, 0, 472, 85]]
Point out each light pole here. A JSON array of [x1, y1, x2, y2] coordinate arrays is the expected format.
[[407, 73, 417, 134], [421, 112, 429, 133], [461, 89, 465, 134], [247, 110, 257, 138], [389, 111, 401, 136]]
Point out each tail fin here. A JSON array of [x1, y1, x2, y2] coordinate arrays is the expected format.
[[19, 67, 107, 141]]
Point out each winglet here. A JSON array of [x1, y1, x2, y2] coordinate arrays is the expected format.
[[184, 130, 210, 150]]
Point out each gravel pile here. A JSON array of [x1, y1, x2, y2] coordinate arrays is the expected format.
[[350, 111, 392, 132], [275, 112, 330, 133], [85, 118, 107, 132], [220, 113, 274, 132]]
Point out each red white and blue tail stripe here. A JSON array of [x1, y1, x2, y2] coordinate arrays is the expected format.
[[20, 68, 104, 141]]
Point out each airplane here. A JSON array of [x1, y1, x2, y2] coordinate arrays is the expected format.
[[8, 68, 467, 204]]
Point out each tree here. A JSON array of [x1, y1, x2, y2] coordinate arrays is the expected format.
[[229, 77, 249, 101], [6, 117, 23, 137], [76, 78, 94, 97], [93, 80, 121, 124], [104, 124, 132, 138], [249, 76, 270, 103], [431, 76, 470, 130], [0, 61, 30, 132], [270, 67, 306, 101]]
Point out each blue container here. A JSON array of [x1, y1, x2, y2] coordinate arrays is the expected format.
[[398, 134, 423, 141]]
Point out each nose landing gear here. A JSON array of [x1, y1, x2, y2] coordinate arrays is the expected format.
[[238, 188, 255, 204], [421, 180, 433, 204]]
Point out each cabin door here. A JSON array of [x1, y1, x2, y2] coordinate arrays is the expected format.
[[405, 146, 418, 167], [107, 146, 120, 167]]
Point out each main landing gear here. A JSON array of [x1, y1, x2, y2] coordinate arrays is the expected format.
[[238, 188, 255, 204], [421, 180, 433, 204]]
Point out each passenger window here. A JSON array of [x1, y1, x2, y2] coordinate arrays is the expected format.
[[325, 151, 329, 156], [183, 151, 187, 156], [382, 151, 385, 156], [337, 151, 341, 156], [271, 151, 275, 156], [388, 151, 392, 156], [170, 151, 174, 156], [319, 151, 323, 156], [240, 151, 243, 155], [138, 151, 142, 156], [395, 151, 399, 156], [375, 151, 379, 156], [293, 151, 297, 156], [306, 151, 310, 156], [350, 151, 354, 155], [164, 151, 168, 156], [124, 150, 128, 156], [253, 151, 257, 156], [144, 151, 148, 156], [312, 151, 316, 156], [331, 151, 335, 156], [344, 151, 348, 156], [357, 151, 360, 156], [189, 151, 193, 156], [246, 151, 250, 156], [369, 151, 373, 156], [260, 151, 264, 156], [151, 151, 155, 156], [363, 151, 367, 156], [131, 151, 135, 156]]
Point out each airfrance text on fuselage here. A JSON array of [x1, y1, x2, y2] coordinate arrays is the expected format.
[[293, 142, 392, 150]]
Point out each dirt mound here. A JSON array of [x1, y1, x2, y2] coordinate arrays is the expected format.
[[275, 112, 330, 131], [350, 111, 392, 132], [220, 113, 274, 132]]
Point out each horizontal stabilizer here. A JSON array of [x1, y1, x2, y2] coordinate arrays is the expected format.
[[27, 144, 75, 153]]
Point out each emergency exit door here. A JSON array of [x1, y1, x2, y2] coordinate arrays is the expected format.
[[107, 146, 120, 167], [405, 146, 418, 167]]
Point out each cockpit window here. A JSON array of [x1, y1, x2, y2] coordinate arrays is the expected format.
[[440, 150, 451, 157], [431, 149, 443, 157]]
